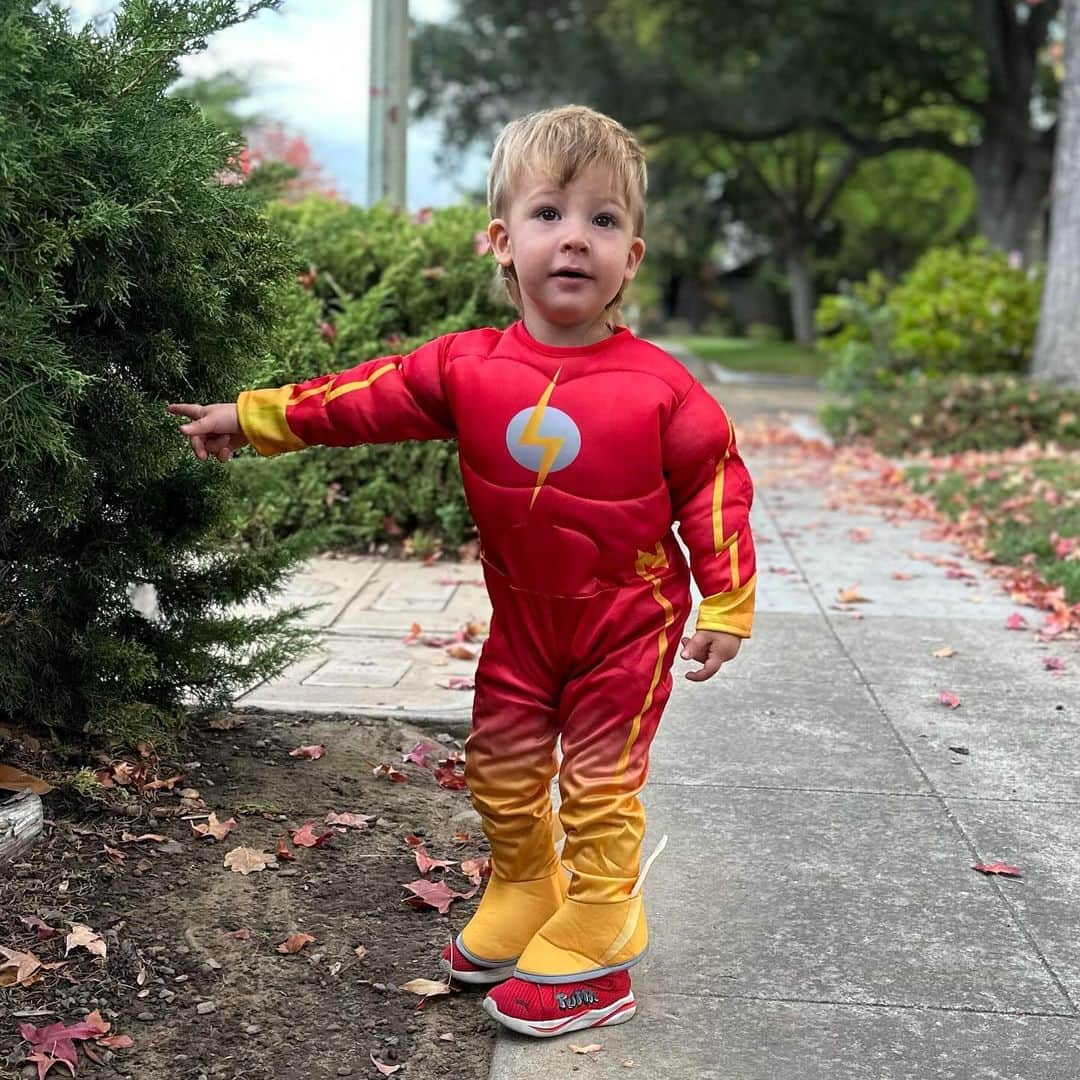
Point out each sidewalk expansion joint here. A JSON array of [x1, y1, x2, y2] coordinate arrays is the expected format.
[[762, 486, 1080, 1018], [649, 781, 1080, 808], [652, 989, 1078, 1019]]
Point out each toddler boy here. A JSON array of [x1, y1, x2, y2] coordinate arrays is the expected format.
[[169, 104, 755, 1038]]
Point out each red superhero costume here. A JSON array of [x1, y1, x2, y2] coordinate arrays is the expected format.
[[237, 318, 755, 984]]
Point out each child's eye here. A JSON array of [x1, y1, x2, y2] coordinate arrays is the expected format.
[[536, 207, 559, 221], [593, 213, 617, 228]]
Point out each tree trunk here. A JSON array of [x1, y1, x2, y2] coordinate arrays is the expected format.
[[1033, 0, 1080, 386], [971, 114, 1053, 259], [1, 788, 43, 861], [785, 245, 816, 346]]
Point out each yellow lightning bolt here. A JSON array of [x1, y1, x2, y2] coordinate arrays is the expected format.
[[519, 368, 564, 509]]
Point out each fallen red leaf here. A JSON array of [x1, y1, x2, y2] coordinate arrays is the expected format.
[[439, 676, 475, 691], [433, 760, 468, 791], [276, 837, 296, 861], [370, 1053, 402, 1076], [972, 861, 1022, 877], [373, 763, 408, 782], [1005, 613, 1029, 631], [403, 741, 440, 767], [1043, 656, 1065, 671], [402, 879, 478, 914], [290, 821, 334, 848], [289, 744, 326, 760], [938, 691, 961, 709], [19, 915, 60, 941], [414, 846, 455, 874], [459, 857, 491, 885]]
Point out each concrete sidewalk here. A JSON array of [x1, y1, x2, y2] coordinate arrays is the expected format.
[[237, 383, 1080, 1078]]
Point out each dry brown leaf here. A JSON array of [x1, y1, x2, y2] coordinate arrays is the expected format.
[[207, 715, 245, 730], [354, 944, 368, 960], [0, 764, 53, 794], [276, 932, 316, 954], [65, 923, 107, 961], [400, 977, 451, 1001], [445, 644, 477, 661], [120, 831, 169, 843], [0, 946, 42, 987], [325, 811, 375, 830], [837, 584, 871, 604], [190, 812, 237, 842], [370, 1053, 402, 1076], [569, 1043, 604, 1054], [223, 846, 276, 875], [439, 1032, 455, 1042], [933, 646, 958, 659], [232, 929, 252, 940]]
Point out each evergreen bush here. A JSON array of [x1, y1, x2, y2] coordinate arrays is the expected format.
[[0, 0, 315, 740], [228, 198, 513, 553]]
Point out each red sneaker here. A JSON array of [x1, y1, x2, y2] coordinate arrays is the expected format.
[[482, 972, 636, 1037], [439, 938, 515, 986]]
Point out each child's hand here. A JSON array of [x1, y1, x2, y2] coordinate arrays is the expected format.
[[167, 402, 248, 462], [680, 630, 742, 682]]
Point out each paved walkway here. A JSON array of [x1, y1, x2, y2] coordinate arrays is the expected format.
[[237, 369, 1080, 1079]]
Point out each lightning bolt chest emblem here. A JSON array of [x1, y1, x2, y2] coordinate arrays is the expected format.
[[505, 368, 582, 508]]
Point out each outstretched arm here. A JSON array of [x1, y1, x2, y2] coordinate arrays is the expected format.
[[170, 335, 457, 461], [662, 381, 756, 673]]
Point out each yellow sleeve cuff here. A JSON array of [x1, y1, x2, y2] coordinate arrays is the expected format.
[[696, 574, 756, 637], [237, 386, 308, 456]]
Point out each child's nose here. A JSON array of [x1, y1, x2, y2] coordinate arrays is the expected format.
[[559, 227, 589, 253]]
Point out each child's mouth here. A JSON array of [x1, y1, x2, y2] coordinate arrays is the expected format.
[[552, 269, 590, 279]]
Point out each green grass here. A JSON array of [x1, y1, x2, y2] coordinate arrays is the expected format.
[[673, 336, 829, 378], [907, 458, 1080, 602]]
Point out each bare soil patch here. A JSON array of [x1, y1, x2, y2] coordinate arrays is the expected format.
[[1, 708, 495, 1080]]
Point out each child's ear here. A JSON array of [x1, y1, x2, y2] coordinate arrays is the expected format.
[[488, 219, 513, 267], [623, 236, 646, 281]]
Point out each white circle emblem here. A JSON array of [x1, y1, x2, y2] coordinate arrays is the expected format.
[[505, 406, 582, 473]]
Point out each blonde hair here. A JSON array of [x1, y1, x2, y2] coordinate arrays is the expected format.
[[487, 104, 647, 321]]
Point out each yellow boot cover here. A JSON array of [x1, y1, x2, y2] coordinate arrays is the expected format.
[[514, 895, 647, 982], [458, 869, 569, 965]]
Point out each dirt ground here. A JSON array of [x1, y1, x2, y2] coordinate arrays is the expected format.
[[0, 708, 498, 1080]]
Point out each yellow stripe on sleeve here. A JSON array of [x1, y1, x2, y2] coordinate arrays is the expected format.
[[695, 574, 756, 637], [236, 386, 307, 457]]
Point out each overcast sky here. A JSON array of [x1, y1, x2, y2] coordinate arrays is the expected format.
[[63, 0, 489, 208]]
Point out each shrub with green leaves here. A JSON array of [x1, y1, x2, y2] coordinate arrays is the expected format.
[[819, 373, 1080, 455], [0, 0, 316, 740], [228, 198, 513, 553], [815, 241, 1043, 392]]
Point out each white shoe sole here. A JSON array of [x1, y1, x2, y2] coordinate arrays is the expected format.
[[439, 956, 516, 986], [482, 991, 637, 1037]]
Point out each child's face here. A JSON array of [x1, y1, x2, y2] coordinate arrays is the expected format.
[[488, 162, 645, 343]]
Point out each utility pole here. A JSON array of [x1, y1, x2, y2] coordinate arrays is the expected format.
[[367, 0, 410, 209]]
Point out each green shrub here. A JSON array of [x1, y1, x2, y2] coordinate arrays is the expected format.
[[815, 241, 1043, 392], [229, 198, 513, 553], [888, 240, 1042, 375], [0, 0, 314, 739], [820, 373, 1080, 455], [815, 271, 895, 393]]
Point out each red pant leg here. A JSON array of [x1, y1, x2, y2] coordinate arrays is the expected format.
[[515, 543, 691, 980], [459, 566, 568, 961]]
